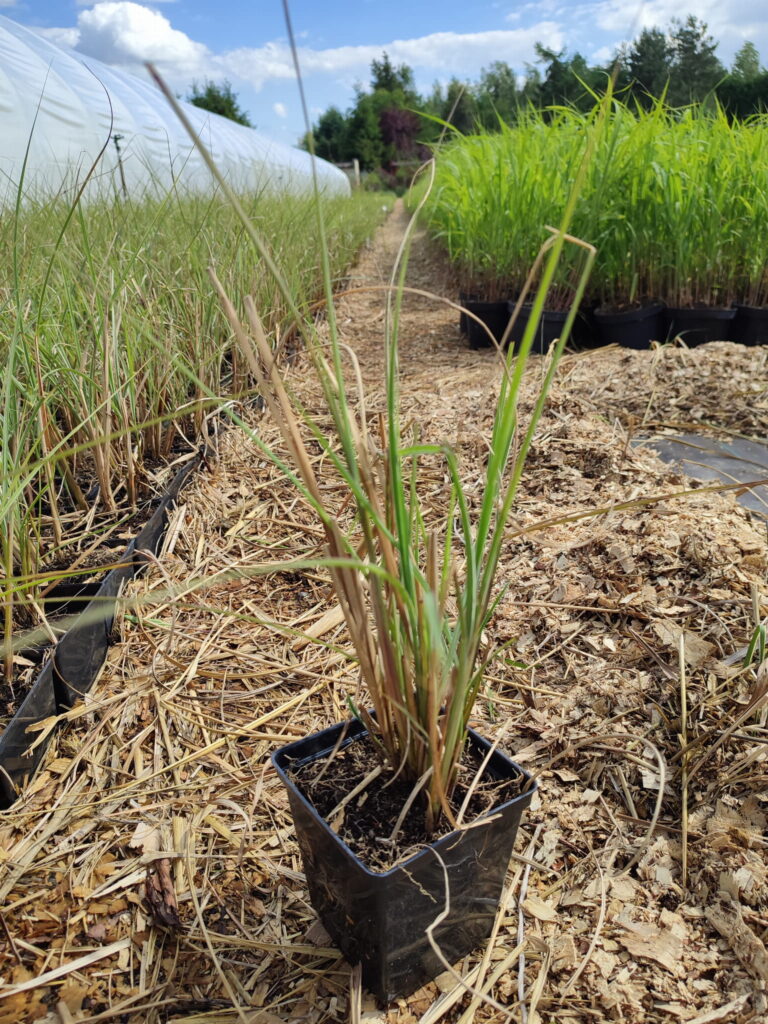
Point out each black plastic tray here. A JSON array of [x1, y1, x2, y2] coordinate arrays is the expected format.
[[0, 450, 206, 809]]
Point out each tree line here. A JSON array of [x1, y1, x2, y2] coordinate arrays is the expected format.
[[301, 16, 767, 187]]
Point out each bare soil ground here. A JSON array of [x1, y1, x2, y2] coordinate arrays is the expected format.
[[1, 202, 767, 1024]]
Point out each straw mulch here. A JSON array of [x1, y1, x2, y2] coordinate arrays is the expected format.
[[1, 202, 767, 1024]]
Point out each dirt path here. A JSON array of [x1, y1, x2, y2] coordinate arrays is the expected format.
[[1, 203, 767, 1024]]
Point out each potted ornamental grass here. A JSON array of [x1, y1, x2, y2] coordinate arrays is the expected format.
[[259, 217, 593, 1003], [652, 107, 740, 344], [730, 117, 768, 344], [427, 108, 604, 352], [152, 67, 600, 1003], [734, 263, 768, 344], [429, 99, 768, 352], [588, 101, 669, 348]]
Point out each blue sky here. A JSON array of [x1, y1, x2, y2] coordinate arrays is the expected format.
[[12, 2, 768, 145]]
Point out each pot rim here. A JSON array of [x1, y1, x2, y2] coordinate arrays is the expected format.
[[505, 301, 570, 320], [594, 301, 665, 321], [665, 305, 737, 318], [734, 302, 768, 316], [272, 717, 537, 880]]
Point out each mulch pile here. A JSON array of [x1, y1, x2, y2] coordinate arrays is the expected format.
[[1, 202, 766, 1024]]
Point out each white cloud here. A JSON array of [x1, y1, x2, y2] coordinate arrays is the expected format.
[[0, 0, 17, 7], [507, 0, 560, 18], [593, 0, 756, 39], [593, 1, 706, 33], [225, 24, 564, 91], [29, 6, 564, 99], [590, 44, 616, 63], [74, 2, 207, 72], [75, 0, 177, 4], [273, 101, 287, 118], [591, 1, 768, 58]]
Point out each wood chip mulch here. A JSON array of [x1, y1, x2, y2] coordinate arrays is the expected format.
[[1, 201, 767, 1024]]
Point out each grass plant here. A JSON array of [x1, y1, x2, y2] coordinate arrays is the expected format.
[[423, 108, 587, 305], [153, 63, 602, 833], [424, 99, 768, 313], [0, 184, 390, 679]]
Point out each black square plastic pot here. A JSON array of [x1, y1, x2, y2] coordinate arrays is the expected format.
[[506, 302, 582, 354], [463, 299, 512, 349], [458, 291, 478, 335], [272, 717, 536, 1004], [665, 306, 736, 346], [732, 304, 768, 345], [594, 302, 665, 350]]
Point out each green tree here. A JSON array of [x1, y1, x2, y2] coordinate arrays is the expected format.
[[187, 79, 253, 127], [717, 42, 768, 118], [346, 92, 385, 170], [626, 27, 672, 105], [309, 106, 349, 162], [667, 16, 725, 105], [732, 41, 762, 80], [519, 63, 542, 106], [438, 78, 477, 134], [534, 44, 570, 107], [475, 61, 519, 127], [533, 45, 605, 111], [370, 53, 416, 98]]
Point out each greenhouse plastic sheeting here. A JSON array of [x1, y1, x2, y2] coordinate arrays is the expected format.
[[0, 15, 349, 203]]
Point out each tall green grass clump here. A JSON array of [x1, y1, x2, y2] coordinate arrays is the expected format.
[[0, 185, 390, 677], [424, 98, 768, 313], [424, 107, 589, 307], [591, 102, 768, 309]]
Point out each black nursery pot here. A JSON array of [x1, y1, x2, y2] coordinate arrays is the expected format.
[[593, 302, 665, 350], [463, 299, 511, 349], [732, 304, 768, 346], [272, 717, 536, 1005], [458, 291, 478, 335], [506, 302, 583, 354], [664, 306, 736, 346]]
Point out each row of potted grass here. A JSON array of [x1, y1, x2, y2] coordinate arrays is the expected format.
[[423, 100, 768, 348], [0, 186, 391, 679]]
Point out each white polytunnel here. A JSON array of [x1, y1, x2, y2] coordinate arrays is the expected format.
[[0, 14, 350, 204]]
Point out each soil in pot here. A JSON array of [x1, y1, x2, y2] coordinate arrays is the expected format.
[[665, 306, 736, 346], [594, 302, 666, 350], [273, 717, 536, 1004], [732, 304, 768, 345]]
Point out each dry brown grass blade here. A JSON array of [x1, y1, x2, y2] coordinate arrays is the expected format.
[[0, 938, 131, 998]]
